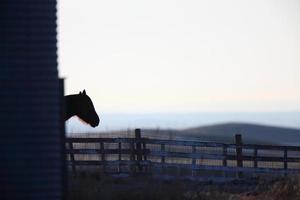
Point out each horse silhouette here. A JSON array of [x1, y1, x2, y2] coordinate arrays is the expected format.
[[65, 90, 100, 127]]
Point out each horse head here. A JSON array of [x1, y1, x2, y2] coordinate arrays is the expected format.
[[74, 90, 100, 127]]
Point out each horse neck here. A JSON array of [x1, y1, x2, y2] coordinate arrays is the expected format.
[[65, 95, 80, 120]]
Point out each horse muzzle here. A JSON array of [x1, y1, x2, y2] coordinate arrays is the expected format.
[[90, 116, 100, 127]]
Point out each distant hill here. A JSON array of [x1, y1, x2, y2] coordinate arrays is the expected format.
[[179, 123, 300, 145], [70, 122, 300, 146]]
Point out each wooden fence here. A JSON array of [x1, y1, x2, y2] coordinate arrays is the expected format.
[[66, 129, 300, 181]]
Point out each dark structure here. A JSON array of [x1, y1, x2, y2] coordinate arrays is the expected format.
[[0, 1, 64, 199]]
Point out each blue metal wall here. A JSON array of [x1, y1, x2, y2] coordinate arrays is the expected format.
[[0, 0, 64, 199]]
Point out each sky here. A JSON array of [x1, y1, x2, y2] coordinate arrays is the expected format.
[[58, 0, 300, 113]]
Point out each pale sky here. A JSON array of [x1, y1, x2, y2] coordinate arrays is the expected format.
[[58, 0, 300, 113]]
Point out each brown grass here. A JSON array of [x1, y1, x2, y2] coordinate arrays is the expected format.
[[67, 171, 300, 200], [232, 176, 300, 200]]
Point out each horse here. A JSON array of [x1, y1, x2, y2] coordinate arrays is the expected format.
[[65, 90, 100, 127]]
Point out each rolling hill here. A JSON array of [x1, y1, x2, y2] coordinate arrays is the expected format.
[[179, 123, 300, 145]]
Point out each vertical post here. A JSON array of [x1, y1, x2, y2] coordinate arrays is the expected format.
[[59, 79, 67, 200], [100, 141, 106, 173], [254, 148, 258, 168], [192, 146, 196, 176], [143, 142, 147, 161], [284, 147, 288, 174], [130, 140, 135, 175], [118, 142, 122, 173], [69, 142, 76, 176], [222, 144, 227, 177], [142, 142, 148, 173], [222, 144, 227, 167], [161, 144, 165, 164], [135, 129, 143, 173], [161, 143, 166, 175], [235, 134, 243, 178]]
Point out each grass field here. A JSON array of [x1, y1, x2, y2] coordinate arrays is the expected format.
[[67, 171, 300, 200]]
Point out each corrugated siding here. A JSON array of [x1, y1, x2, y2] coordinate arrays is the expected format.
[[0, 1, 64, 199]]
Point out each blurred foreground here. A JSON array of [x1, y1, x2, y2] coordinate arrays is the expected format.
[[67, 171, 300, 200]]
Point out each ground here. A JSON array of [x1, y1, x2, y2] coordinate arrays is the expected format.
[[67, 171, 300, 200]]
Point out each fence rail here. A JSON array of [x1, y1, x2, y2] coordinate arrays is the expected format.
[[66, 129, 300, 180]]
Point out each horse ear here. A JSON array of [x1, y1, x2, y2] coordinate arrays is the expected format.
[[83, 90, 86, 95], [79, 91, 82, 94]]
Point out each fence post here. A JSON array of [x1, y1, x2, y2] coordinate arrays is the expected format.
[[161, 143, 166, 174], [222, 144, 227, 177], [69, 141, 76, 176], [135, 129, 143, 173], [100, 141, 106, 173], [129, 139, 136, 175], [223, 144, 227, 167], [235, 134, 243, 178], [142, 141, 148, 173], [161, 144, 165, 164], [284, 147, 288, 175], [118, 142, 122, 173], [254, 148, 258, 168], [192, 145, 196, 176]]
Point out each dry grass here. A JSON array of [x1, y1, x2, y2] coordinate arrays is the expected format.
[[67, 171, 190, 200], [232, 177, 300, 200], [67, 171, 300, 200]]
